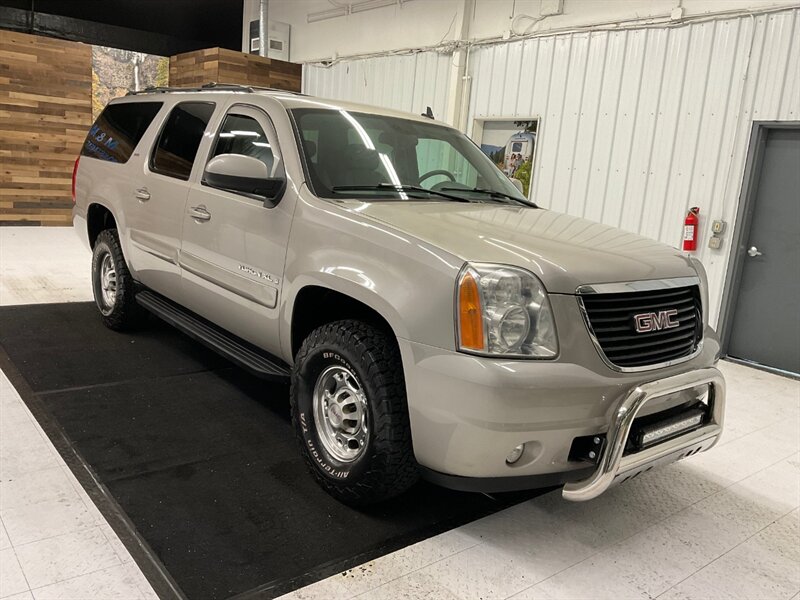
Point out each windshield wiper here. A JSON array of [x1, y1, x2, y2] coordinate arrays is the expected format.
[[440, 187, 537, 207], [331, 184, 472, 203]]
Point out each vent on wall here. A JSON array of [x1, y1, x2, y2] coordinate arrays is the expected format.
[[248, 20, 290, 62]]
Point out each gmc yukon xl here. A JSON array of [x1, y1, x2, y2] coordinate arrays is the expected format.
[[72, 84, 725, 505]]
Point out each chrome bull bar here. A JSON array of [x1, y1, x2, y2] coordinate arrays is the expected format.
[[563, 367, 725, 501]]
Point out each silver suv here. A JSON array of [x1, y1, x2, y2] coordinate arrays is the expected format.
[[73, 84, 725, 505]]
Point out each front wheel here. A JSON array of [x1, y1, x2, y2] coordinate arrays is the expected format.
[[290, 320, 418, 505]]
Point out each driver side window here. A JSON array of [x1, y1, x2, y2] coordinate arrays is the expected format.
[[210, 113, 275, 176], [416, 138, 477, 189]]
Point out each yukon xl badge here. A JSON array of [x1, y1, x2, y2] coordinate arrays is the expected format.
[[633, 309, 679, 333], [238, 264, 280, 285]]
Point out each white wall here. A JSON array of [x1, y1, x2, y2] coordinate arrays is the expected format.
[[465, 8, 799, 325], [302, 6, 800, 327], [245, 0, 796, 63], [302, 51, 453, 119]]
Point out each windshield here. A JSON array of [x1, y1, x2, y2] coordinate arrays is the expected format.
[[290, 108, 531, 205]]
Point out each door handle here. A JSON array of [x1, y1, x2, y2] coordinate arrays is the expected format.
[[747, 246, 763, 257], [134, 188, 150, 202], [188, 206, 212, 222]]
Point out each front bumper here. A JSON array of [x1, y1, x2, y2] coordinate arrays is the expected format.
[[562, 367, 724, 500], [398, 296, 724, 499]]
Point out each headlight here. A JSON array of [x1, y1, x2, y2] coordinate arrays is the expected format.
[[456, 263, 558, 358]]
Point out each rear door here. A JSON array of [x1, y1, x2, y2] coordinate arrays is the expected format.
[[179, 103, 292, 356], [126, 101, 216, 299]]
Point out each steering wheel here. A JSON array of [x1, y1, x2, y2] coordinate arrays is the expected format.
[[419, 169, 456, 184]]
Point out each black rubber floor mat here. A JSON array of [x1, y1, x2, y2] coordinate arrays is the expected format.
[[0, 303, 542, 600]]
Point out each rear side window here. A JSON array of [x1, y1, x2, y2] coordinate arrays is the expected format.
[[151, 102, 215, 180], [81, 102, 162, 163]]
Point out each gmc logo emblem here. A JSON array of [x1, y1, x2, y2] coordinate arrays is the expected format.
[[633, 309, 679, 333]]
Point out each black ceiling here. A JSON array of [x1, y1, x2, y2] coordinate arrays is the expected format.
[[0, 0, 244, 55]]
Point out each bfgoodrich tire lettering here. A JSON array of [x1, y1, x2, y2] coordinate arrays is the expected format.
[[91, 228, 146, 331], [291, 320, 418, 505]]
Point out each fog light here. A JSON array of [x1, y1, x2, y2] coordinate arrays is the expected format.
[[506, 444, 525, 465]]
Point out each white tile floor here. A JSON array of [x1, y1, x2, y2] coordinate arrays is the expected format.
[[0, 369, 158, 599], [0, 228, 156, 600], [0, 227, 798, 600]]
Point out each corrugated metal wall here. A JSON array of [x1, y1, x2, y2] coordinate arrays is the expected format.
[[302, 9, 800, 325], [303, 52, 452, 121], [467, 9, 800, 324]]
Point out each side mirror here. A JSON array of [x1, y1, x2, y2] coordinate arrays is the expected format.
[[510, 177, 525, 194], [203, 154, 285, 207]]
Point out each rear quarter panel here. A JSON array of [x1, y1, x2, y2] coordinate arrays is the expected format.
[[73, 98, 169, 274]]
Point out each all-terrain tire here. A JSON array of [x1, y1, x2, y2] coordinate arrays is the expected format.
[[290, 320, 418, 505], [91, 228, 146, 331]]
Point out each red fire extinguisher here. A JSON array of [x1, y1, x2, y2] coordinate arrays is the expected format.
[[683, 207, 700, 252]]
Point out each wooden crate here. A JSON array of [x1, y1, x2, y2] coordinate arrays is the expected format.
[[169, 47, 301, 92], [0, 30, 92, 226]]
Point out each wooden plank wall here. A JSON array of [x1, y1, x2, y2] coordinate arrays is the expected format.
[[170, 47, 301, 92], [0, 30, 92, 226]]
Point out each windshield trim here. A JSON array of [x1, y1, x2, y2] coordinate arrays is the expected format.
[[331, 184, 473, 203]]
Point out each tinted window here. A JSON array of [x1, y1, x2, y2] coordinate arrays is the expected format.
[[210, 114, 274, 174], [151, 102, 215, 180], [81, 102, 162, 163]]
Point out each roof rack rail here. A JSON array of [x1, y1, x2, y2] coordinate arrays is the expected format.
[[126, 82, 306, 96]]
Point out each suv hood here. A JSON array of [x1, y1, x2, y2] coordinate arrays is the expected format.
[[351, 202, 697, 294]]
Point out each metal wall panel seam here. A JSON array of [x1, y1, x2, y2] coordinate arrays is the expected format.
[[596, 30, 630, 224], [543, 33, 577, 211], [532, 36, 564, 207], [634, 29, 671, 235], [696, 18, 743, 271], [528, 38, 554, 205], [652, 25, 693, 243], [674, 21, 718, 248], [777, 10, 799, 118], [562, 34, 592, 216], [577, 32, 610, 219], [614, 29, 651, 230]]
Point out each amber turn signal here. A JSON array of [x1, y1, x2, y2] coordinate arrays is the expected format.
[[458, 270, 484, 351]]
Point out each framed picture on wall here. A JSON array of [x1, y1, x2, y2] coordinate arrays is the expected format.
[[472, 119, 539, 200]]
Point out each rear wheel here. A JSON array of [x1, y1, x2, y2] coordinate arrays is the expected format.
[[91, 229, 146, 330], [290, 320, 418, 505]]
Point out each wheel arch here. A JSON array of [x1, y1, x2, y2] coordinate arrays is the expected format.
[[287, 279, 406, 360], [86, 202, 118, 248]]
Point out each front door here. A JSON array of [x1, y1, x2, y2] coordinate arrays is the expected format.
[[179, 104, 292, 357], [727, 127, 800, 374]]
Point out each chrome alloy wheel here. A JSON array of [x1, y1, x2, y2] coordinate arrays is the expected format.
[[99, 252, 117, 309], [312, 365, 369, 462]]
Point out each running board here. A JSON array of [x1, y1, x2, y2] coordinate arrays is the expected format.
[[136, 290, 290, 381]]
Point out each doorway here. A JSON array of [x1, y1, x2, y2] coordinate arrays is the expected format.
[[724, 124, 800, 376]]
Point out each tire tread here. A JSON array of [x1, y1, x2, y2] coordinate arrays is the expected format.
[[93, 228, 146, 331], [290, 319, 418, 505]]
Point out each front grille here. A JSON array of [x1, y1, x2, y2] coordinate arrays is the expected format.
[[580, 285, 702, 369]]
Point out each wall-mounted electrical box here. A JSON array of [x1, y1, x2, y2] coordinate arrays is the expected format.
[[708, 220, 727, 249], [249, 20, 291, 62], [541, 0, 564, 16]]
